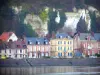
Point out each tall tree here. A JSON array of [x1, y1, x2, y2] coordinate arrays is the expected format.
[[89, 11, 97, 32], [76, 16, 88, 33], [48, 8, 66, 36], [48, 8, 57, 35], [0, 5, 15, 34], [58, 11, 66, 30]]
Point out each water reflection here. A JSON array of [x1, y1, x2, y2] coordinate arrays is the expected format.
[[0, 66, 100, 75]]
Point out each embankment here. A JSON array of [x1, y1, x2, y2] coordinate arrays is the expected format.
[[0, 58, 100, 67]]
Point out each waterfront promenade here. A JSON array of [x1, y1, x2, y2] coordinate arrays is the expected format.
[[0, 58, 100, 67]]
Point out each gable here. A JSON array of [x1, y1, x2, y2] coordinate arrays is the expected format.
[[7, 33, 18, 42]]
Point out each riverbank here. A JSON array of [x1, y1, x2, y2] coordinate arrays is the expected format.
[[0, 58, 100, 67]]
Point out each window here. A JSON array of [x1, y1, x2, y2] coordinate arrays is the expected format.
[[17, 45, 21, 48], [58, 41, 62, 44], [9, 49, 11, 53], [68, 47, 69, 50], [20, 49, 22, 53], [64, 47, 66, 52], [58, 53, 62, 57], [58, 47, 62, 50], [68, 53, 72, 56], [20, 54, 22, 57], [68, 41, 69, 44], [23, 55, 25, 58], [64, 52, 66, 57], [5, 50, 6, 53], [15, 55, 17, 58], [32, 52, 34, 57], [68, 53, 69, 56], [70, 53, 72, 56], [58, 47, 59, 50], [5, 55, 6, 57], [9, 55, 11, 57], [64, 41, 66, 44]]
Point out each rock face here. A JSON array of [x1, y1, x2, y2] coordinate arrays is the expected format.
[[24, 14, 48, 37], [0, 0, 100, 36]]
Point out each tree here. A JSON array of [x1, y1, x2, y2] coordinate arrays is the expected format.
[[39, 9, 48, 23], [0, 5, 15, 34], [58, 11, 66, 30], [76, 16, 88, 33], [89, 11, 97, 32], [48, 8, 57, 35], [48, 8, 66, 37]]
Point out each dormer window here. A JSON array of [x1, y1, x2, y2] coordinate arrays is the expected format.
[[28, 40, 32, 45], [17, 45, 21, 48], [36, 41, 40, 45], [59, 36, 62, 39], [44, 41, 48, 45]]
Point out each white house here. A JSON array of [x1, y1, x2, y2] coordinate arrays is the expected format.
[[0, 32, 18, 42]]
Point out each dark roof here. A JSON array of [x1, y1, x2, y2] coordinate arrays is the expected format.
[[75, 33, 100, 40], [56, 33, 72, 39], [26, 37, 49, 45]]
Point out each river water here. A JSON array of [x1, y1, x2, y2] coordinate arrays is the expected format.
[[0, 66, 100, 75]]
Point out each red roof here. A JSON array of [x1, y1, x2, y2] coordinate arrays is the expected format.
[[0, 32, 13, 41]]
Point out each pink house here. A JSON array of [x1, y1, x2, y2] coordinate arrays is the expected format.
[[27, 38, 50, 58], [73, 32, 100, 57], [27, 44, 50, 58], [81, 40, 99, 56]]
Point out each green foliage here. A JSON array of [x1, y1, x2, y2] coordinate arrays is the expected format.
[[58, 11, 66, 29], [48, 8, 66, 36], [0, 5, 15, 34], [75, 0, 84, 9], [48, 8, 57, 35], [18, 9, 29, 23], [24, 24, 38, 37], [89, 11, 97, 32], [16, 8, 38, 37], [76, 16, 88, 33], [95, 53, 100, 57], [39, 9, 48, 23]]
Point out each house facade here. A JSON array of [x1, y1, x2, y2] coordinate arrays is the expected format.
[[73, 33, 100, 57], [0, 32, 18, 42], [81, 40, 100, 56], [26, 38, 50, 58], [0, 38, 27, 59], [27, 45, 50, 58], [50, 38, 73, 58]]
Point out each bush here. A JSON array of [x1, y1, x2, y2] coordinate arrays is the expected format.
[[95, 53, 100, 57]]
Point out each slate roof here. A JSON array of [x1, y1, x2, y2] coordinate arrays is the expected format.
[[26, 37, 49, 45], [94, 33, 100, 41], [56, 33, 72, 39], [75, 33, 100, 40]]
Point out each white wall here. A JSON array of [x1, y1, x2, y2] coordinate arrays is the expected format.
[[7, 33, 18, 42], [0, 49, 27, 59]]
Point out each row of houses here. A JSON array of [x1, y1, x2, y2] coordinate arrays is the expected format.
[[0, 32, 100, 59]]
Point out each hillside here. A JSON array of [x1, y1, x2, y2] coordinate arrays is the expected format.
[[0, 0, 100, 37]]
